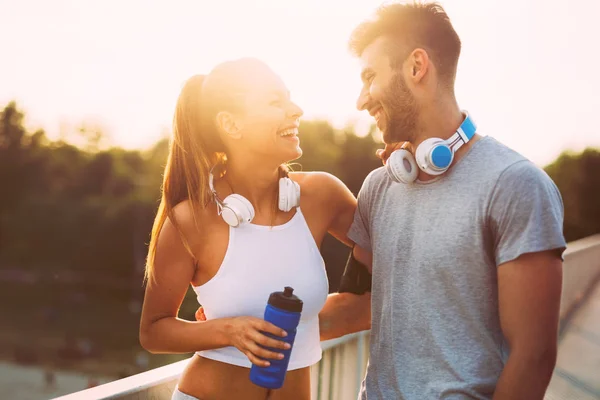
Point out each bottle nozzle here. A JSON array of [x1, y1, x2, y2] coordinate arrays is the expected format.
[[268, 286, 302, 312]]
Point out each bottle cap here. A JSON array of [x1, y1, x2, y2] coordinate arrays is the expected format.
[[268, 286, 303, 313]]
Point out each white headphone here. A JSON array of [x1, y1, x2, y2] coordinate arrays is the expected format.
[[208, 167, 300, 227], [386, 112, 477, 184]]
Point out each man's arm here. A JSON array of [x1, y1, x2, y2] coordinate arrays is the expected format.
[[319, 245, 372, 341], [493, 250, 563, 400]]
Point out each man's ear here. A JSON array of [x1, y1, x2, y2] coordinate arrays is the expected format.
[[407, 48, 430, 84], [215, 111, 243, 139]]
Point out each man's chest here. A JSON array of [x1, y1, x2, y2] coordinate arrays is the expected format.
[[369, 185, 493, 279]]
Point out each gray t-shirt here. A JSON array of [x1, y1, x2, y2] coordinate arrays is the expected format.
[[348, 136, 566, 400]]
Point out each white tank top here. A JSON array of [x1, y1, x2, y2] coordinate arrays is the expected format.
[[192, 207, 328, 370]]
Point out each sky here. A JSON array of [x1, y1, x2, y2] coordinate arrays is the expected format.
[[1, 0, 599, 166]]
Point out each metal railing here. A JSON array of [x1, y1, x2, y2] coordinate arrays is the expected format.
[[54, 234, 600, 400], [311, 332, 370, 400], [52, 332, 370, 400], [557, 234, 600, 326]]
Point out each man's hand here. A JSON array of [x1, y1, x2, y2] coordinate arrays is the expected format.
[[196, 307, 206, 321], [375, 142, 411, 165]]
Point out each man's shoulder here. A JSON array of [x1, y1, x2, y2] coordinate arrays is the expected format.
[[466, 136, 537, 182], [473, 137, 552, 187], [472, 136, 526, 167], [362, 166, 388, 190]]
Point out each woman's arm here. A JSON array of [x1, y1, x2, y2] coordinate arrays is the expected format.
[[327, 174, 357, 246], [302, 173, 372, 339], [299, 172, 357, 246], [319, 245, 372, 340], [139, 203, 289, 367]]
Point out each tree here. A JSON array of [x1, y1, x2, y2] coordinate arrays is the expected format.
[[544, 148, 600, 242], [1, 100, 598, 372]]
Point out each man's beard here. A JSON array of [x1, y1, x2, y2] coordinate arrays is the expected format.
[[381, 73, 419, 144]]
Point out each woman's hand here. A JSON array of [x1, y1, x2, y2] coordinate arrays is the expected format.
[[223, 316, 290, 367]]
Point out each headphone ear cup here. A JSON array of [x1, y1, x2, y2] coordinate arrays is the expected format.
[[386, 149, 418, 184], [221, 194, 255, 227], [278, 178, 300, 212], [415, 138, 451, 176]]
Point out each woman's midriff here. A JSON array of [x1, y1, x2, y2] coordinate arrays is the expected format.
[[177, 354, 312, 400]]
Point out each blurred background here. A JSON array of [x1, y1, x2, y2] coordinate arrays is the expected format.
[[1, 0, 599, 399]]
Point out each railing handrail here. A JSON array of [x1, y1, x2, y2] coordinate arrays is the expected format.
[[321, 330, 369, 351], [52, 359, 187, 400], [562, 233, 600, 254], [52, 234, 600, 400], [52, 332, 370, 400]]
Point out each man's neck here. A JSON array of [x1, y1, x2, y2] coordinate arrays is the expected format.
[[412, 100, 463, 146]]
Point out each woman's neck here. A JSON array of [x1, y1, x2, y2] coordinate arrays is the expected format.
[[223, 158, 281, 214]]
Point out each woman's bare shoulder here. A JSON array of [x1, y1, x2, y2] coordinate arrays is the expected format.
[[169, 199, 217, 235], [289, 171, 356, 213], [289, 171, 352, 197]]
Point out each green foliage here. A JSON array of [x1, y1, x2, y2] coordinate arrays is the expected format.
[[1, 100, 598, 370], [2, 99, 599, 285], [544, 148, 600, 242]]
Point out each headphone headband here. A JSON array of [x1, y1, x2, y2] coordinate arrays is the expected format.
[[458, 112, 476, 141], [208, 165, 217, 195]]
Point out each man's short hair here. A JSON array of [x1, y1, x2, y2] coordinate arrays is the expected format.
[[349, 1, 461, 86]]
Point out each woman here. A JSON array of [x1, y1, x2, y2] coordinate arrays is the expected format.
[[139, 58, 357, 400]]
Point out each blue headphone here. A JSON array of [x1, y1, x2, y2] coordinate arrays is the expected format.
[[385, 112, 477, 184]]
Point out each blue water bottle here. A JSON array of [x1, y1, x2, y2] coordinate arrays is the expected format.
[[250, 286, 303, 389]]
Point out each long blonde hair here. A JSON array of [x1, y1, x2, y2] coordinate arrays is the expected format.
[[145, 59, 287, 285]]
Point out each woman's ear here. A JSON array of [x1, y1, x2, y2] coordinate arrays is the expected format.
[[215, 111, 243, 140]]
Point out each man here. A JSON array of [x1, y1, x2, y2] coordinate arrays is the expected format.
[[319, 2, 566, 400]]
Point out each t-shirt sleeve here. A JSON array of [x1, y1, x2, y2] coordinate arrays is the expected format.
[[488, 160, 567, 266], [347, 170, 377, 252]]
